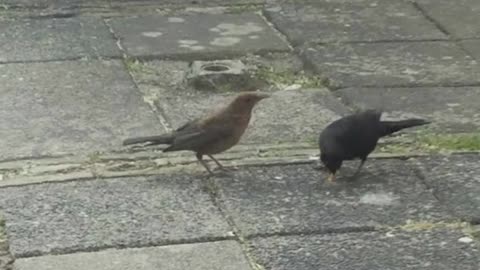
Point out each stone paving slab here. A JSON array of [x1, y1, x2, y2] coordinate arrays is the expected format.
[[109, 0, 264, 6], [250, 228, 480, 270], [15, 240, 251, 270], [0, 175, 231, 257], [302, 41, 480, 88], [215, 161, 451, 236], [0, 60, 162, 160], [0, 17, 120, 63], [461, 39, 480, 60], [412, 154, 480, 223], [415, 0, 480, 39], [3, 0, 264, 9], [264, 0, 446, 46], [107, 13, 289, 58], [335, 86, 480, 132]]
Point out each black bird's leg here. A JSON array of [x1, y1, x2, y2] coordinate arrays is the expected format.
[[327, 173, 336, 183], [352, 158, 366, 177], [196, 153, 214, 175]]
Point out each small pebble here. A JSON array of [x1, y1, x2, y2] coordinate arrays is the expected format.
[[458, 237, 473, 243]]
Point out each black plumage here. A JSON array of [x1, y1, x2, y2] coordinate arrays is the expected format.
[[318, 110, 430, 182]]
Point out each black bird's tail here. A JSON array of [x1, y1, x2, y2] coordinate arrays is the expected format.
[[379, 119, 430, 137], [123, 134, 174, 146]]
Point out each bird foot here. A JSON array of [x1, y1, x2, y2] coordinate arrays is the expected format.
[[215, 165, 237, 172], [325, 173, 336, 184], [205, 170, 234, 178]]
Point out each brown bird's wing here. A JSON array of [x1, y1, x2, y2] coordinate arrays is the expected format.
[[164, 121, 234, 152]]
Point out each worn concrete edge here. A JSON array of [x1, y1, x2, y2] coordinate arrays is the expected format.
[[0, 145, 479, 188], [14, 235, 235, 259], [241, 220, 474, 241], [0, 3, 266, 18]]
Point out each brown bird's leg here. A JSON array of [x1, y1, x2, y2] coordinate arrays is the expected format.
[[207, 155, 225, 170], [207, 154, 237, 172], [196, 153, 214, 175]]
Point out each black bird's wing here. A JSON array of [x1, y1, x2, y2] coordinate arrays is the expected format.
[[320, 110, 382, 160]]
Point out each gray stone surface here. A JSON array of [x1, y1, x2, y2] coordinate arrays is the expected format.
[[15, 240, 251, 270], [215, 161, 450, 236], [107, 13, 289, 58], [302, 41, 480, 88], [250, 229, 480, 270], [264, 0, 446, 45], [461, 39, 480, 60], [127, 59, 350, 144], [412, 154, 480, 223], [336, 86, 480, 132], [0, 175, 231, 257], [415, 0, 480, 39], [0, 17, 120, 62], [0, 60, 162, 160]]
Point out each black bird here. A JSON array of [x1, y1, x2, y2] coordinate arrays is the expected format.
[[318, 110, 430, 182]]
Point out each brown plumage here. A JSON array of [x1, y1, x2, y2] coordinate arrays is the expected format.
[[123, 92, 269, 174]]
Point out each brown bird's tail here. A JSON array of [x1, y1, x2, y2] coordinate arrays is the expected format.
[[379, 119, 430, 137], [123, 134, 174, 146]]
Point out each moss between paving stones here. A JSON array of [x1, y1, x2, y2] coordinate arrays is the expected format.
[[225, 4, 263, 14], [419, 133, 480, 151], [124, 56, 327, 92], [378, 132, 480, 154], [0, 216, 14, 270], [251, 66, 327, 89]]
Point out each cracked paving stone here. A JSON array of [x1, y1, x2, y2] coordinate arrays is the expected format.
[[415, 0, 480, 39], [214, 160, 451, 236], [335, 86, 480, 132], [301, 41, 480, 88], [263, 0, 446, 46], [461, 39, 480, 60], [126, 60, 350, 144], [412, 154, 480, 223], [0, 17, 120, 62], [0, 175, 231, 257], [249, 228, 480, 270], [0, 60, 162, 160], [107, 13, 289, 58], [14, 240, 251, 270]]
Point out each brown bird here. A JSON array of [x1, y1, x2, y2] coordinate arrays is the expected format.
[[123, 92, 269, 174]]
